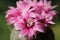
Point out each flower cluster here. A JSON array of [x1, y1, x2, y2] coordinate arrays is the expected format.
[[6, 0, 57, 39]]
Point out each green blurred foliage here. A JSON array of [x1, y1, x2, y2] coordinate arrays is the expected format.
[[0, 0, 60, 40]]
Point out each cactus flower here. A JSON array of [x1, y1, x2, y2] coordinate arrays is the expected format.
[[5, 0, 57, 39]]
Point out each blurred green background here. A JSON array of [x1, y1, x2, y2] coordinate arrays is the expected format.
[[0, 0, 60, 40]]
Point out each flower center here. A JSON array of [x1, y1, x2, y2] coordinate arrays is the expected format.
[[27, 18, 34, 27]]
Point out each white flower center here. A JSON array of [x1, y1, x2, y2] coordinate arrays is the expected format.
[[27, 18, 34, 27]]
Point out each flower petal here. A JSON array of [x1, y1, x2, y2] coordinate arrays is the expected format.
[[19, 29, 28, 38], [33, 23, 44, 33], [7, 17, 16, 24], [48, 21, 55, 24], [14, 22, 25, 30], [51, 5, 57, 9], [28, 28, 35, 37], [30, 12, 36, 18]]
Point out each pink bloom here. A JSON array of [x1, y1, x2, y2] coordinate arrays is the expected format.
[[5, 0, 57, 39]]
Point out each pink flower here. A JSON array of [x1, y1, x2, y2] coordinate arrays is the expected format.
[[5, 0, 57, 39]]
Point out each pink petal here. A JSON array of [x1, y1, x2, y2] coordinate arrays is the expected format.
[[9, 6, 17, 12], [7, 17, 16, 24], [38, 0, 43, 6], [22, 12, 29, 20], [17, 1, 30, 11], [33, 24, 44, 32], [28, 28, 35, 37], [17, 16, 24, 23], [16, 1, 24, 9], [14, 22, 25, 30], [48, 1, 51, 5], [19, 29, 28, 38], [44, 0, 47, 4], [14, 23, 20, 30], [51, 5, 57, 9], [29, 12, 36, 18], [49, 10, 57, 16], [23, 0, 27, 2], [16, 1, 21, 10], [40, 11, 46, 19], [29, 7, 36, 12], [48, 21, 55, 24], [5, 10, 16, 18], [33, 0, 37, 3]]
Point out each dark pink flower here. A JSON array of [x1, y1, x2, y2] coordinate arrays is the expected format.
[[5, 0, 57, 39]]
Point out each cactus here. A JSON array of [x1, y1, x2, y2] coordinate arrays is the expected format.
[[10, 29, 27, 40]]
